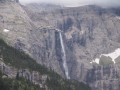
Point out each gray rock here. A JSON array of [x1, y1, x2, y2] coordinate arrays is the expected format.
[[1, 2, 120, 90]]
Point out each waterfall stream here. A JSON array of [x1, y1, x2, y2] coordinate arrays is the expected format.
[[59, 32, 70, 79]]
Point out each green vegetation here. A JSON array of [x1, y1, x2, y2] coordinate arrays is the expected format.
[[99, 55, 114, 66], [0, 71, 43, 90], [0, 39, 91, 90]]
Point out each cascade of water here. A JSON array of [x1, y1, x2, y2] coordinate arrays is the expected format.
[[59, 32, 70, 79]]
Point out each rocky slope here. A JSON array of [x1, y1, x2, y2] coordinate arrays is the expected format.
[[24, 3, 62, 12], [0, 39, 90, 90], [1, 0, 120, 90]]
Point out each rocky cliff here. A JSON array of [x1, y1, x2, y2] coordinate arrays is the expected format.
[[86, 65, 120, 90], [0, 1, 120, 90], [23, 5, 120, 90]]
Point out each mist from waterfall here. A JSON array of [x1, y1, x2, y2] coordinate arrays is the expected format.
[[59, 32, 70, 79]]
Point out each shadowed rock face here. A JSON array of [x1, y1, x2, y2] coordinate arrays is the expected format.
[[1, 2, 120, 90], [86, 65, 120, 90]]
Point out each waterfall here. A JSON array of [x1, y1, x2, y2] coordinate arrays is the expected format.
[[59, 32, 70, 79]]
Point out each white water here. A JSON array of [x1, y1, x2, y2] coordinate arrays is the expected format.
[[59, 32, 70, 79]]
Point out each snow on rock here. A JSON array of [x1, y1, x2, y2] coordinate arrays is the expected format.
[[3, 29, 10, 33], [90, 58, 100, 64], [116, 16, 120, 20], [90, 48, 120, 64], [94, 58, 100, 64]]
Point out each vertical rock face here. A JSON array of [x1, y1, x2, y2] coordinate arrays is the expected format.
[[28, 28, 65, 77], [1, 2, 120, 90], [86, 65, 120, 90]]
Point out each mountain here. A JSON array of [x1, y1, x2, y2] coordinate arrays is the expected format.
[[1, 0, 120, 90], [0, 39, 90, 90], [0, 1, 91, 90], [24, 3, 63, 12], [21, 5, 120, 90]]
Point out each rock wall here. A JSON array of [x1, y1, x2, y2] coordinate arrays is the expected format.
[[24, 5, 120, 90], [1, 3, 120, 90], [86, 65, 120, 90]]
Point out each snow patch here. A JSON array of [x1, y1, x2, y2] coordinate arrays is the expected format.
[[116, 16, 120, 20], [90, 58, 100, 64], [3, 29, 10, 33], [95, 58, 100, 64], [90, 48, 120, 64]]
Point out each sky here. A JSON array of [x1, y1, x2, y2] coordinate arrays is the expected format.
[[20, 0, 120, 7]]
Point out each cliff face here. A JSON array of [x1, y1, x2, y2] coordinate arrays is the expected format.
[[1, 1, 120, 90], [23, 5, 120, 90], [86, 65, 120, 90]]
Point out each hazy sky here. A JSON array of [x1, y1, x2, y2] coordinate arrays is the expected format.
[[20, 0, 120, 7]]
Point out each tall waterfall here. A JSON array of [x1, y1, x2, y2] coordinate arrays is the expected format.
[[59, 32, 70, 79]]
